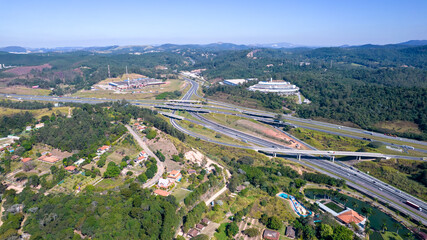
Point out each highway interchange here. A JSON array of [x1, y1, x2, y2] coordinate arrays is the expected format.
[[1, 78, 427, 225]]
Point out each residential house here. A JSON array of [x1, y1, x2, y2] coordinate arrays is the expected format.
[[187, 169, 197, 174], [167, 170, 182, 182], [187, 228, 199, 238], [154, 189, 170, 197], [64, 166, 78, 173], [195, 223, 205, 231], [201, 218, 210, 225], [34, 123, 44, 129], [74, 158, 85, 166], [263, 229, 280, 240], [21, 158, 32, 163], [134, 122, 140, 126], [285, 226, 296, 239], [158, 178, 173, 189], [25, 126, 32, 131], [97, 145, 110, 154], [38, 154, 60, 163]]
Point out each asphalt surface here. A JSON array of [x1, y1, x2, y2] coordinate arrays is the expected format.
[[171, 78, 427, 225], [2, 80, 427, 224]]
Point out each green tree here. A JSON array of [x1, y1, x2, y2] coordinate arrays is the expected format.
[[226, 222, 239, 237], [104, 162, 120, 178]]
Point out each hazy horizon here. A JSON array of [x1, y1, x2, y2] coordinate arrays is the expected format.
[[1, 0, 427, 48]]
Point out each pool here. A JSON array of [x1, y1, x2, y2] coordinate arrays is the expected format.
[[278, 193, 288, 199]]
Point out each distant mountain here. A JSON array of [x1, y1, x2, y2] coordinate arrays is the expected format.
[[1, 40, 425, 54], [250, 42, 306, 48], [0, 46, 27, 53], [397, 40, 427, 46]]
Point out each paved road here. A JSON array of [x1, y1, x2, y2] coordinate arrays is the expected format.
[[171, 78, 427, 225], [126, 125, 164, 188]]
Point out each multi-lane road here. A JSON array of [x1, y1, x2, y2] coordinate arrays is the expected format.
[[1, 79, 427, 224], [171, 78, 427, 225]]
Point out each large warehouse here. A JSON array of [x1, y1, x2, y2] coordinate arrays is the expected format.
[[248, 80, 299, 95]]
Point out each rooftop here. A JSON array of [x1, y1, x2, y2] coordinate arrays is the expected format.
[[337, 209, 366, 224], [154, 189, 170, 197]]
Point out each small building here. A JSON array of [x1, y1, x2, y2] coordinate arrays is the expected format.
[[38, 155, 60, 163], [187, 228, 199, 238], [187, 169, 197, 175], [97, 145, 110, 154], [195, 223, 205, 231], [7, 135, 20, 141], [35, 123, 44, 129], [285, 226, 296, 239], [138, 151, 148, 158], [336, 209, 366, 228], [236, 185, 246, 192], [74, 158, 85, 166], [25, 126, 32, 131], [158, 178, 173, 189], [21, 158, 32, 163], [134, 122, 140, 126], [263, 229, 280, 240], [154, 189, 170, 197], [167, 170, 182, 182], [65, 165, 77, 173], [201, 218, 210, 225]]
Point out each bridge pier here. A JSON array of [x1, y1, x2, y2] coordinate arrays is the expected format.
[[298, 154, 301, 161], [357, 156, 361, 161], [332, 155, 335, 162], [273, 152, 276, 157]]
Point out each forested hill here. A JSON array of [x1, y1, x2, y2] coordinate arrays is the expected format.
[[196, 45, 427, 140]]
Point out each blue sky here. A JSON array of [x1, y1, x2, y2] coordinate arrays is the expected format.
[[1, 0, 426, 47]]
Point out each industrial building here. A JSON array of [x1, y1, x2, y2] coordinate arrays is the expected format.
[[248, 79, 299, 95], [109, 77, 164, 90], [223, 78, 257, 86]]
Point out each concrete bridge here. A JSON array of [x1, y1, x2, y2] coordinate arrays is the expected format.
[[255, 148, 425, 161]]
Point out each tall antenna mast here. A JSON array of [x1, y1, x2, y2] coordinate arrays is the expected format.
[[107, 65, 111, 78]]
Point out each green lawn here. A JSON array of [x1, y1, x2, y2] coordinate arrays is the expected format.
[[381, 231, 404, 240], [325, 202, 344, 213]]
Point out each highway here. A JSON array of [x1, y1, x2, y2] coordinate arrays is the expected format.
[[170, 78, 427, 225], [2, 79, 427, 223]]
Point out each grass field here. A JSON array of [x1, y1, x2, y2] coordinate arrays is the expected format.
[[289, 127, 426, 157], [95, 178, 125, 190], [177, 119, 252, 146], [0, 106, 70, 118], [286, 119, 427, 151], [0, 86, 51, 96], [374, 120, 422, 135], [381, 231, 404, 240]]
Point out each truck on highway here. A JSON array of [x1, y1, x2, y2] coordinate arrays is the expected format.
[[405, 200, 422, 211]]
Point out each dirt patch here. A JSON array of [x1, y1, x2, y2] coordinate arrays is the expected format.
[[5, 64, 52, 76], [146, 130, 181, 171], [34, 144, 73, 160], [146, 130, 179, 158], [236, 119, 307, 149], [184, 149, 208, 166]]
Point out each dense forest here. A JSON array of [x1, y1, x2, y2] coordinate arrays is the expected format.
[[0, 99, 54, 109], [196, 46, 427, 140], [1, 183, 180, 239], [0, 112, 34, 137]]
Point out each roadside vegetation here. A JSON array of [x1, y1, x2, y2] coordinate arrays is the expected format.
[[355, 159, 427, 201]]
